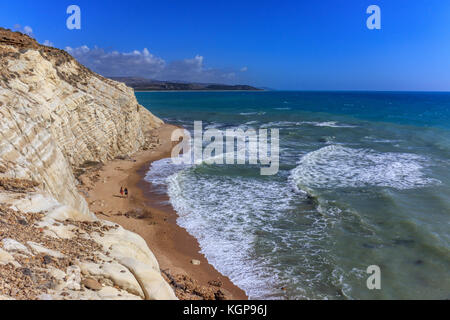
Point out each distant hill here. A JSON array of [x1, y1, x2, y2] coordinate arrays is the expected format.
[[110, 77, 263, 91]]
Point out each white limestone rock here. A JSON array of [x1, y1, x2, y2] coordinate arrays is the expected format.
[[65, 265, 82, 291], [1, 238, 31, 255], [0, 30, 175, 300], [27, 241, 65, 258], [0, 37, 163, 217], [79, 260, 145, 298], [0, 248, 21, 267], [119, 257, 177, 300]]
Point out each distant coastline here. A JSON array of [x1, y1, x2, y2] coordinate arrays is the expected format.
[[109, 76, 263, 92], [133, 89, 266, 92]]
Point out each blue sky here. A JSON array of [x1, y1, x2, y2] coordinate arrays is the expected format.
[[1, 0, 450, 90]]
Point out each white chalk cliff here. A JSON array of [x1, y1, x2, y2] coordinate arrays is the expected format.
[[0, 28, 175, 300]]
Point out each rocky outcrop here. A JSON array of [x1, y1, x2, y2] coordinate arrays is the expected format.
[[0, 28, 174, 300]]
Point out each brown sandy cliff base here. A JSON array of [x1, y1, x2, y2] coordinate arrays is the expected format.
[[78, 124, 248, 300]]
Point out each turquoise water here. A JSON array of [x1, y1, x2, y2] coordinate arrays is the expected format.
[[137, 91, 450, 300]]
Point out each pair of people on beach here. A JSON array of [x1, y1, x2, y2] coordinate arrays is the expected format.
[[120, 186, 128, 198]]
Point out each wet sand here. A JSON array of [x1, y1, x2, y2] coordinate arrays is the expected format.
[[79, 124, 247, 300]]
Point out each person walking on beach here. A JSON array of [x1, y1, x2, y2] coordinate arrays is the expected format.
[[120, 186, 124, 197], [124, 188, 128, 198]]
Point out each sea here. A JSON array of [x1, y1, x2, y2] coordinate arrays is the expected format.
[[136, 91, 450, 300]]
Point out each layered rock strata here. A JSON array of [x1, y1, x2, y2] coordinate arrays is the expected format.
[[0, 28, 174, 300]]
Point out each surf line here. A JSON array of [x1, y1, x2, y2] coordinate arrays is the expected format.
[[171, 121, 280, 176]]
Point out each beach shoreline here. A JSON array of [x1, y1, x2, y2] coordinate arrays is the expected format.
[[78, 124, 247, 300]]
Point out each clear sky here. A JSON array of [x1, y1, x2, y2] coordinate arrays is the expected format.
[[1, 0, 450, 90]]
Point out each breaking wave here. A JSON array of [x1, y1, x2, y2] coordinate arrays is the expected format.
[[290, 145, 441, 190]]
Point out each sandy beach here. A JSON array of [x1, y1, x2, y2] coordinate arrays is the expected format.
[[77, 124, 247, 300]]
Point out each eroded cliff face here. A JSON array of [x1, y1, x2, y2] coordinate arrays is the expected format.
[[0, 28, 174, 300], [0, 28, 162, 214]]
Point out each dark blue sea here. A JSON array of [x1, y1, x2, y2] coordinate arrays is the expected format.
[[137, 91, 450, 299]]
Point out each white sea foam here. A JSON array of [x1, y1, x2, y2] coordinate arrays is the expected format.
[[290, 145, 441, 190], [239, 112, 266, 116], [300, 121, 357, 128], [205, 123, 226, 130], [261, 121, 299, 128], [144, 157, 189, 190], [362, 136, 402, 144], [260, 121, 356, 129], [144, 145, 443, 300], [165, 170, 298, 299], [145, 158, 309, 299]]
